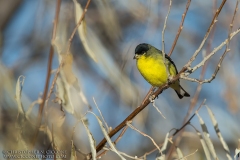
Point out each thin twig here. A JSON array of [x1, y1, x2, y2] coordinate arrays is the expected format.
[[186, 28, 240, 75], [97, 126, 128, 158], [162, 0, 172, 78], [209, 0, 239, 82], [71, 112, 88, 141], [167, 97, 208, 159], [127, 122, 162, 155], [167, 137, 198, 159], [96, 150, 107, 159], [102, 147, 144, 160], [162, 0, 172, 55], [31, 0, 61, 147], [152, 101, 166, 119], [36, 1, 91, 148], [93, 97, 109, 132], [168, 0, 191, 56], [180, 0, 217, 132], [45, 0, 92, 107], [172, 99, 206, 136], [139, 101, 205, 159], [182, 149, 198, 159], [186, 0, 227, 66], [114, 126, 128, 145], [141, 146, 160, 159], [141, 86, 155, 106]]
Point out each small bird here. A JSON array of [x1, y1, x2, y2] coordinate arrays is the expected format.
[[133, 43, 190, 99]]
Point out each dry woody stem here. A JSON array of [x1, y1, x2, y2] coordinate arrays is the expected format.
[[32, 0, 62, 147], [168, 0, 191, 57]]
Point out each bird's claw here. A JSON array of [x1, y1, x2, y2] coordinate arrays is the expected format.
[[167, 75, 174, 84], [149, 94, 157, 102]]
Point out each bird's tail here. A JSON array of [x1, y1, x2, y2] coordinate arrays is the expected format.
[[175, 85, 190, 99]]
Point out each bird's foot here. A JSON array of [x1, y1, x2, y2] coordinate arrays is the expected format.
[[167, 75, 174, 84], [149, 94, 155, 103], [148, 87, 159, 102], [151, 87, 157, 92]]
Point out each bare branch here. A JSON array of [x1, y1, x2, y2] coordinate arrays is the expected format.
[[162, 0, 172, 54], [97, 126, 128, 159], [139, 100, 205, 159], [206, 0, 239, 83], [152, 100, 166, 119], [168, 0, 191, 56], [127, 122, 162, 155], [183, 149, 199, 159], [46, 0, 92, 107], [162, 0, 172, 78], [103, 147, 144, 160], [113, 126, 128, 145], [186, 0, 227, 67], [141, 86, 155, 106], [32, 0, 61, 147], [172, 99, 206, 136], [186, 28, 240, 76], [93, 97, 109, 132]]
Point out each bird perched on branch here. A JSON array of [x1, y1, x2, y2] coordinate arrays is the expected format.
[[133, 43, 190, 99]]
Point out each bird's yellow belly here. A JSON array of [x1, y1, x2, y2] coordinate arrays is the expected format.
[[137, 57, 168, 87]]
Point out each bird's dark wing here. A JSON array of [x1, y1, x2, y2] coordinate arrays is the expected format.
[[164, 54, 178, 74]]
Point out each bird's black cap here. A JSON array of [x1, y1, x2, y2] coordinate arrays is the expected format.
[[135, 43, 149, 55]]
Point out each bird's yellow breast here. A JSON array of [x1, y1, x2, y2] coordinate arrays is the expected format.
[[137, 55, 168, 87], [137, 54, 177, 87]]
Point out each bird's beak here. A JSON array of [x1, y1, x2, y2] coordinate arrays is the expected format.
[[133, 54, 137, 59]]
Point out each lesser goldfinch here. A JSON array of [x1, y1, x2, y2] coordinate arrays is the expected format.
[[133, 43, 190, 99]]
